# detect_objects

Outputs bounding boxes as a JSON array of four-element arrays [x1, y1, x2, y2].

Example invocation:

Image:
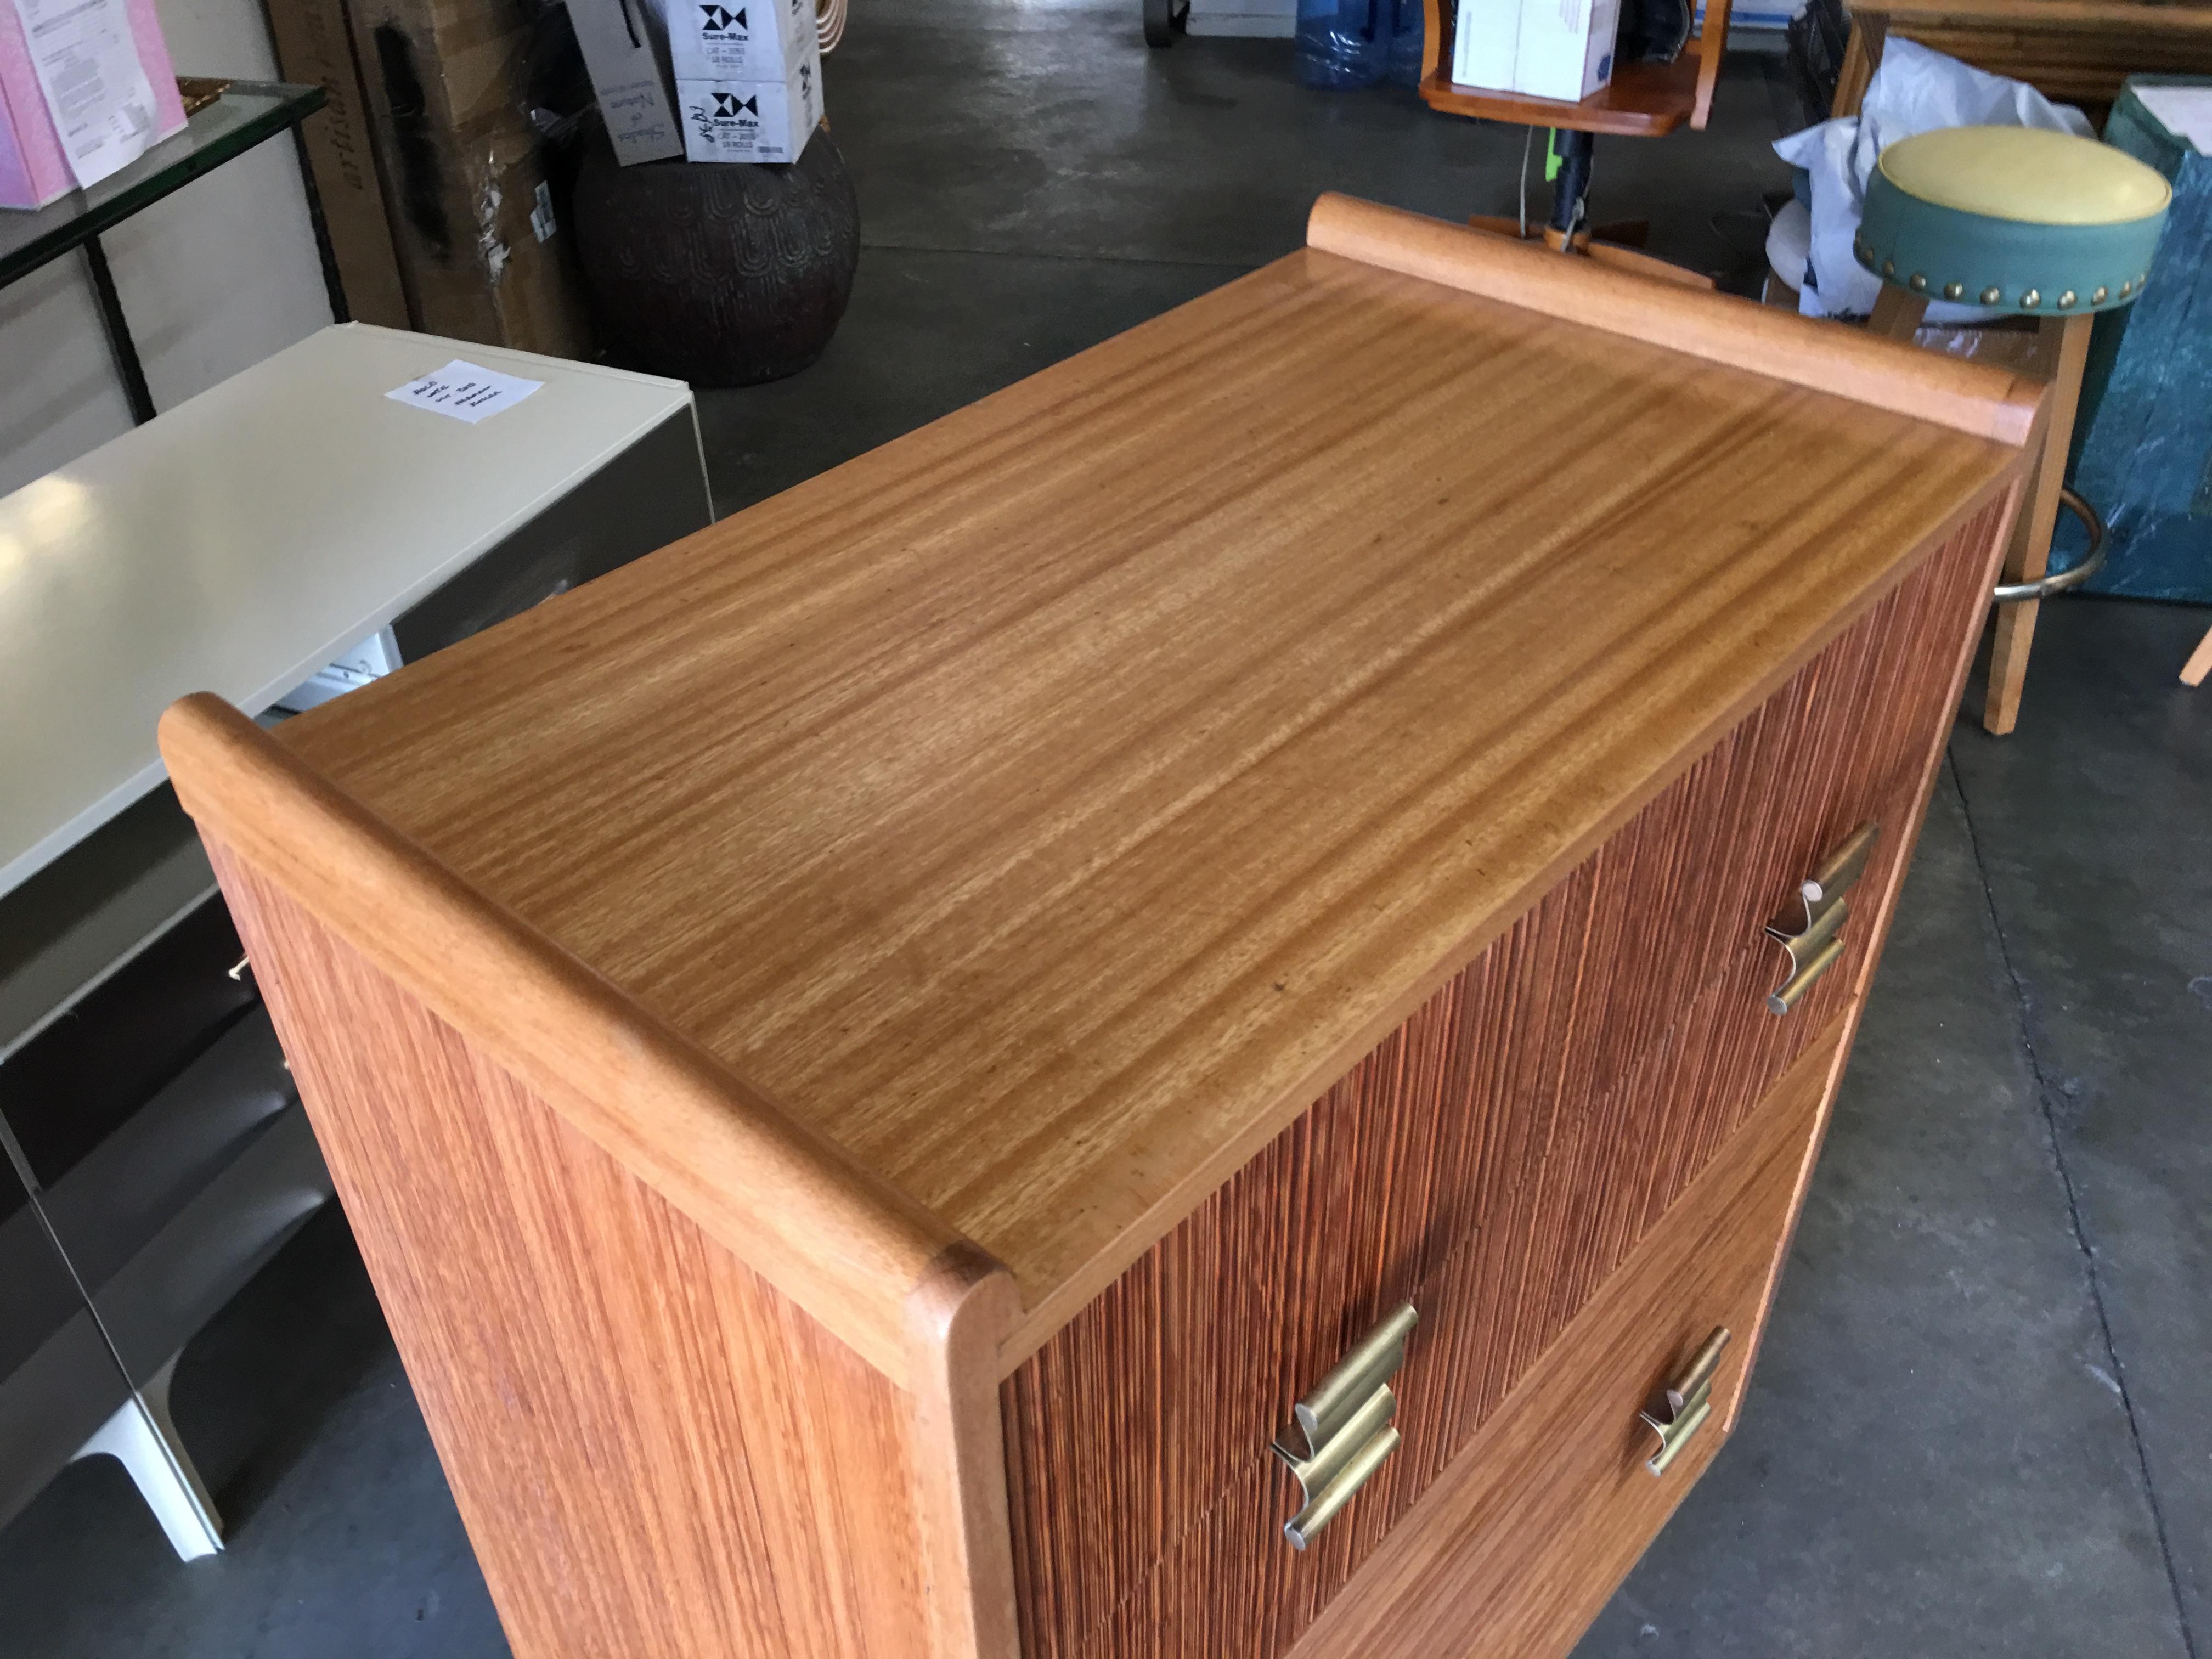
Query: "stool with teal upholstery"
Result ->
[[1854, 125, 2171, 734]]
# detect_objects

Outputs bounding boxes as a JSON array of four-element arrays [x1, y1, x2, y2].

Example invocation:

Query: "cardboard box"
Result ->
[[667, 0, 814, 83], [1451, 0, 1516, 89], [1516, 0, 1618, 101], [678, 45, 819, 163], [343, 0, 594, 357], [568, 0, 683, 166], [263, 0, 412, 325], [1, 0, 186, 210], [1451, 0, 1617, 101]]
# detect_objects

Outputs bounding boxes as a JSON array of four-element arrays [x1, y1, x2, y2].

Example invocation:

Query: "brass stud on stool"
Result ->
[[2092, 286, 2109, 304], [1980, 285, 2002, 304], [2058, 290, 2078, 309], [1943, 281, 1964, 300], [2021, 289, 2041, 308], [1909, 273, 1928, 292]]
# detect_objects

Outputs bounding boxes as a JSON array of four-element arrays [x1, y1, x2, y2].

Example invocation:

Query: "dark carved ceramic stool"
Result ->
[[569, 127, 861, 387]]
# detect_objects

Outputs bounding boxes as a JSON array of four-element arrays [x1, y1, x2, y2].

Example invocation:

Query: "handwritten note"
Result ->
[[385, 360, 544, 425]]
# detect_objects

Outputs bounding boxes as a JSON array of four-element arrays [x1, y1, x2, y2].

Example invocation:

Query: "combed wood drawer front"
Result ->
[[999, 503, 2002, 1659], [1008, 1012, 1842, 1659], [1289, 1019, 1843, 1659]]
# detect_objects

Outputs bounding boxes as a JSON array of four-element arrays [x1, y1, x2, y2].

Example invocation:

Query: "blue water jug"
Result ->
[[1385, 0, 1425, 86], [1295, 0, 1385, 89]]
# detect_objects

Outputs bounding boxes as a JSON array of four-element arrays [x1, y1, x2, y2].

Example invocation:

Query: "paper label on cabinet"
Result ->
[[385, 360, 545, 424], [10, 0, 162, 189]]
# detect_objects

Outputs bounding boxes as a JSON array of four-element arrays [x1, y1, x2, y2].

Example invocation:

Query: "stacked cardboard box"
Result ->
[[1453, 0, 1621, 103], [564, 0, 827, 168], [264, 0, 824, 354], [667, 0, 821, 163], [265, 0, 593, 356], [566, 0, 684, 166]]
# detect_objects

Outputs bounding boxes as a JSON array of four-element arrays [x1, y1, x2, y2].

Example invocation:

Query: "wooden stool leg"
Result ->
[[1985, 313, 2094, 735], [1831, 15, 1886, 118], [2182, 623, 2212, 687], [1867, 286, 1927, 340]]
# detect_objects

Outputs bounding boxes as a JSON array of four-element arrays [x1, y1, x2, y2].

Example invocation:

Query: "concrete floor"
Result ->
[[6, 4, 2207, 1655]]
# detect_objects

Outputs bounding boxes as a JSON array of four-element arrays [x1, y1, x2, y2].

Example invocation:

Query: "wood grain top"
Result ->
[[1848, 0, 2212, 27], [207, 203, 2028, 1364]]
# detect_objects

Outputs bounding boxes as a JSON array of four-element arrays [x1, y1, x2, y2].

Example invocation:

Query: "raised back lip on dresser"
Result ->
[[157, 194, 2039, 1659]]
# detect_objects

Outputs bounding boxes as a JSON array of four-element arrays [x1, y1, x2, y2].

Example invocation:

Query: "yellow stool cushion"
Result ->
[[1879, 126, 2171, 226], [1855, 126, 2172, 314]]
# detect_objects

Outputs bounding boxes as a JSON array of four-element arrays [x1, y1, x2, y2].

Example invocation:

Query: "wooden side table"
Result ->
[[1413, 0, 1730, 281], [1835, 0, 2212, 128]]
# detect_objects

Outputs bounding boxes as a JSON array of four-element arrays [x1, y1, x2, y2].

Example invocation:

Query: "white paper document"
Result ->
[[385, 360, 545, 425], [10, 0, 162, 189], [2135, 84, 2212, 156]]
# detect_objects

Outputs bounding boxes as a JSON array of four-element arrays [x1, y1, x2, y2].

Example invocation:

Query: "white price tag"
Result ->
[[385, 360, 545, 425]]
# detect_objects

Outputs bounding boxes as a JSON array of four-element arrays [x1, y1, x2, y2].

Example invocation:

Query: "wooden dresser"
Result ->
[[159, 196, 2039, 1659]]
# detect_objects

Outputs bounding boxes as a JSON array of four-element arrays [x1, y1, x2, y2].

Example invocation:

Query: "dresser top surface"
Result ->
[[274, 235, 2021, 1331]]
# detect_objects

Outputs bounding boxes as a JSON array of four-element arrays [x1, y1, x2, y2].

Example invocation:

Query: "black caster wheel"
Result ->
[[1143, 0, 1189, 47]]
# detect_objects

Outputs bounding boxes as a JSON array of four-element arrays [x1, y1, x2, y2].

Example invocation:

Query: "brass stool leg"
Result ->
[[1985, 313, 2093, 735]]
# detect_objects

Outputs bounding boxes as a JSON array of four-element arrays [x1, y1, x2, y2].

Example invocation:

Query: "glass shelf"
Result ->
[[1, 81, 326, 290]]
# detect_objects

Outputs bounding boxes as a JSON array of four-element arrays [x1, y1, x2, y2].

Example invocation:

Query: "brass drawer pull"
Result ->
[[1271, 1302, 1418, 1549], [1639, 1327, 1730, 1475], [1764, 821, 1879, 1014]]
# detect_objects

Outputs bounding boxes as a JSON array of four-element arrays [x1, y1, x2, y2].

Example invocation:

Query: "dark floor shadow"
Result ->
[[168, 1204, 394, 1533]]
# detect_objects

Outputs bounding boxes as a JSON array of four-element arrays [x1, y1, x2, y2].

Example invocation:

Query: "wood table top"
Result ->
[[263, 202, 2032, 1355]]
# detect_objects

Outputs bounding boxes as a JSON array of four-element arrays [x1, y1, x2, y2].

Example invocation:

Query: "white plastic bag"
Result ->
[[1772, 38, 2094, 323]]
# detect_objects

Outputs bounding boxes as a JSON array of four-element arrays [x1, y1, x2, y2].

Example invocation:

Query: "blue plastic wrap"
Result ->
[[2068, 79, 2212, 600], [1294, 0, 1384, 88]]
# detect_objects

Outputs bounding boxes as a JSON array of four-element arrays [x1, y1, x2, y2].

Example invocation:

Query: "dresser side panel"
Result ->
[[210, 848, 933, 1659]]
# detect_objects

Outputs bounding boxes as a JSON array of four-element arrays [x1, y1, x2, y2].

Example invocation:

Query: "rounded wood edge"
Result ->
[[1415, 77, 1688, 136], [159, 692, 966, 1387], [905, 1242, 1025, 1659], [1303, 193, 2043, 448]]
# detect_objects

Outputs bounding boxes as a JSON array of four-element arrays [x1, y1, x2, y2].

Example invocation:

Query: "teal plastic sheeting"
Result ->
[[2069, 78, 2212, 601]]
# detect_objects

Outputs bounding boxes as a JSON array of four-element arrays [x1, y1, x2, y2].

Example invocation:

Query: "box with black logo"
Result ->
[[667, 0, 816, 81], [678, 50, 821, 163]]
